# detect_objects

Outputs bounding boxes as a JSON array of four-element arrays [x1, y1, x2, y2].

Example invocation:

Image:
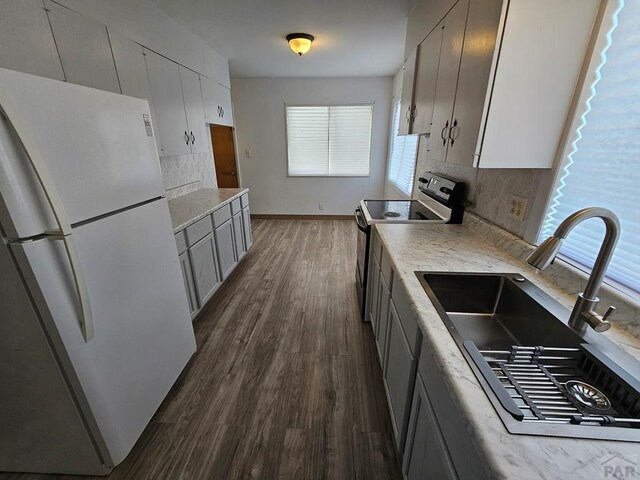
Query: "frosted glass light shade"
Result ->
[[286, 33, 314, 56]]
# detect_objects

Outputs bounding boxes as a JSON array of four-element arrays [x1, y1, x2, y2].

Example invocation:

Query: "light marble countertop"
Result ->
[[375, 223, 640, 480], [167, 188, 248, 233]]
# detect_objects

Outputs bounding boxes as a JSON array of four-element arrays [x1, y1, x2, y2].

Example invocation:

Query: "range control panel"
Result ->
[[417, 171, 465, 207]]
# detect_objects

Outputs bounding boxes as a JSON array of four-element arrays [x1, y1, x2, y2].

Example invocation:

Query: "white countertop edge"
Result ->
[[168, 188, 249, 233]]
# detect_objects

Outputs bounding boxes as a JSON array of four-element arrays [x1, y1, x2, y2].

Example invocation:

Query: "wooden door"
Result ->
[[211, 125, 239, 188]]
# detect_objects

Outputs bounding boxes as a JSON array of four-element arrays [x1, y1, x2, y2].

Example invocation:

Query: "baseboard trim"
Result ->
[[251, 214, 353, 220]]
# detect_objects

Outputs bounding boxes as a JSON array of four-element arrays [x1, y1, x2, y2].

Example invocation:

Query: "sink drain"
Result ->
[[383, 211, 401, 217], [565, 381, 611, 410]]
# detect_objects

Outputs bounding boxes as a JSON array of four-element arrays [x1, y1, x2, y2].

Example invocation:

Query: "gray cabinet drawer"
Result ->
[[212, 204, 232, 227], [392, 280, 422, 357], [384, 301, 418, 452], [230, 198, 242, 215], [380, 249, 394, 288], [240, 192, 249, 208], [185, 215, 213, 246], [174, 230, 187, 254]]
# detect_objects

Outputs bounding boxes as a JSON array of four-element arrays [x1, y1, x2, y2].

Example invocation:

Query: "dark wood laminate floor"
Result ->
[[2, 219, 402, 480]]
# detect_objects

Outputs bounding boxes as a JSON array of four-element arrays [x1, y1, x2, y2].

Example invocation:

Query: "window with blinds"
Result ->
[[386, 101, 419, 195], [286, 105, 373, 176], [540, 0, 639, 294]]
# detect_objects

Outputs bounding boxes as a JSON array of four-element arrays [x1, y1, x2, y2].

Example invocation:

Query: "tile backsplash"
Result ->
[[413, 136, 545, 238], [159, 152, 216, 200]]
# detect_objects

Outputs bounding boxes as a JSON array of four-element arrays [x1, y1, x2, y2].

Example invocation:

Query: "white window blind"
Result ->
[[540, 0, 639, 294], [286, 105, 372, 176], [386, 101, 418, 195]]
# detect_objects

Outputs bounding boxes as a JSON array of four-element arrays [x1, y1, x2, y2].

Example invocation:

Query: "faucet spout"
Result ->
[[527, 207, 621, 334]]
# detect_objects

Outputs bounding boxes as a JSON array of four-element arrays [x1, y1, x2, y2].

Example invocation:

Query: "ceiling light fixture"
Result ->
[[286, 33, 314, 56]]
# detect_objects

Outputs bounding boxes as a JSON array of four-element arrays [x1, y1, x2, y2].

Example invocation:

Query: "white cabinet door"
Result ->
[[241, 206, 252, 250], [189, 232, 221, 305], [44, 0, 119, 93], [0, 0, 64, 80], [403, 375, 458, 480], [411, 25, 444, 135], [215, 220, 237, 280], [201, 76, 234, 127], [232, 213, 246, 260], [179, 66, 209, 154], [144, 48, 191, 156], [178, 251, 199, 318], [398, 48, 417, 136]]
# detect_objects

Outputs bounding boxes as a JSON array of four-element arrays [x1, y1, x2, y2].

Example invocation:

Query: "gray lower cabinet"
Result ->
[[383, 301, 418, 451], [368, 257, 380, 331], [403, 374, 458, 480], [189, 232, 221, 305], [215, 220, 237, 280], [377, 272, 392, 368], [232, 213, 246, 260], [242, 207, 252, 249], [178, 251, 199, 317]]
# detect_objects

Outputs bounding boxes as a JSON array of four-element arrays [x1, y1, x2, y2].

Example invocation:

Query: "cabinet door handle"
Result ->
[[449, 118, 459, 146], [441, 120, 450, 147], [411, 106, 417, 120], [405, 106, 411, 122], [190, 131, 195, 144], [184, 131, 189, 145]]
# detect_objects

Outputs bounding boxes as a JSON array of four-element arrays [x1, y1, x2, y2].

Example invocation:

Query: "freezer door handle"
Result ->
[[0, 98, 94, 341]]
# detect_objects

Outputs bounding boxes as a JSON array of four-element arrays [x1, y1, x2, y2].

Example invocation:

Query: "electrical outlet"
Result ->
[[509, 196, 528, 222], [319, 202, 325, 211], [244, 149, 251, 159]]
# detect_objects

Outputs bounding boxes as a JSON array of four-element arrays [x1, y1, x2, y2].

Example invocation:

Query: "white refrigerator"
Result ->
[[0, 68, 196, 475]]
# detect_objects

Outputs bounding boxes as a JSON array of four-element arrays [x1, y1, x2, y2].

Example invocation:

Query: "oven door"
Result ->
[[354, 206, 370, 319]]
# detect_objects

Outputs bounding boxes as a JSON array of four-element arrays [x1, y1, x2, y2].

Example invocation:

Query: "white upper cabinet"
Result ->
[[200, 77, 233, 127], [144, 48, 191, 157], [203, 46, 230, 88], [109, 29, 149, 100], [0, 0, 64, 80], [144, 49, 209, 157], [44, 0, 119, 93], [404, 0, 599, 169], [404, 0, 457, 61], [398, 48, 418, 136], [179, 66, 209, 154]]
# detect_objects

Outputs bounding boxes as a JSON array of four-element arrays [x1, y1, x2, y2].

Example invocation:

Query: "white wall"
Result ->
[[232, 77, 393, 215]]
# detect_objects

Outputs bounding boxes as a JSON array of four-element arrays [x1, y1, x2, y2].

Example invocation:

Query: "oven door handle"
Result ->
[[354, 207, 369, 232]]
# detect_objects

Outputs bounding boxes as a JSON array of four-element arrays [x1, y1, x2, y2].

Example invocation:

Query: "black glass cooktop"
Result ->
[[363, 200, 442, 221]]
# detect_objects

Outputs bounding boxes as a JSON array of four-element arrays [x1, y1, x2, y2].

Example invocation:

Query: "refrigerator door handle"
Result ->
[[0, 100, 94, 341]]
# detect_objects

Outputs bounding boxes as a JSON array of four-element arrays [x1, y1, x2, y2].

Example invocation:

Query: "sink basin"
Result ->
[[419, 273, 583, 350], [417, 272, 640, 441]]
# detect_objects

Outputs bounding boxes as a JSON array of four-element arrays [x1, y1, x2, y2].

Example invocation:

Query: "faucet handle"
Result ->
[[582, 307, 614, 333], [602, 306, 616, 322]]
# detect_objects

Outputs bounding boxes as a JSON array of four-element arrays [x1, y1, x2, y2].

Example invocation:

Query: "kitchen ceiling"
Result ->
[[150, 0, 414, 78]]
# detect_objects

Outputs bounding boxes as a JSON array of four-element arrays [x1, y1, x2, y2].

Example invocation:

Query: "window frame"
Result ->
[[284, 103, 374, 178]]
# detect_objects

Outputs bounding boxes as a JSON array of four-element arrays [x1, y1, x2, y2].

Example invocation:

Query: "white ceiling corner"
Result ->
[[149, 0, 414, 78]]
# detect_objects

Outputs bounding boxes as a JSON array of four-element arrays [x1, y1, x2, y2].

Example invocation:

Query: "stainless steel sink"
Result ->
[[417, 272, 640, 441]]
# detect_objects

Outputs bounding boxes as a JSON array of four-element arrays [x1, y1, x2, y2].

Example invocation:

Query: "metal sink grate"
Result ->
[[464, 342, 640, 428]]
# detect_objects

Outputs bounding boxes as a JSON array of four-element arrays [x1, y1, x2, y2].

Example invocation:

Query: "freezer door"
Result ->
[[0, 67, 165, 238], [11, 199, 196, 466]]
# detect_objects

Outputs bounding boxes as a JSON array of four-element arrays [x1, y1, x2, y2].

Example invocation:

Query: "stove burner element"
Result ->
[[565, 381, 611, 410], [383, 211, 401, 218]]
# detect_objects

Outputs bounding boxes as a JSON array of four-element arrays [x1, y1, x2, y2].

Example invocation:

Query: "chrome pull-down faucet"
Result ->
[[527, 207, 621, 334]]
